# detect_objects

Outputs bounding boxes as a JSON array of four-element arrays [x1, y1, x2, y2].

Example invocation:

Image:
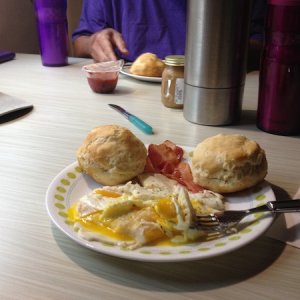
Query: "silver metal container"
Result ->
[[183, 0, 252, 125]]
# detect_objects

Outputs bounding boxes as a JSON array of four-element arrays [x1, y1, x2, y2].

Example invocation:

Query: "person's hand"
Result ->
[[89, 28, 129, 62]]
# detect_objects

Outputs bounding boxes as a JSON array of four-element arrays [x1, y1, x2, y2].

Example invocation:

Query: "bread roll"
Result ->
[[130, 53, 165, 77], [191, 134, 268, 193], [77, 125, 147, 185]]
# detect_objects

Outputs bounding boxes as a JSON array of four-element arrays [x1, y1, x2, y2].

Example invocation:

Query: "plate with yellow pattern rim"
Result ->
[[45, 147, 275, 262], [120, 64, 162, 82]]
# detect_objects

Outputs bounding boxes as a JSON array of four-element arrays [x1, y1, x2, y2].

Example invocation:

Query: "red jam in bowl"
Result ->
[[83, 60, 123, 94], [87, 72, 118, 93]]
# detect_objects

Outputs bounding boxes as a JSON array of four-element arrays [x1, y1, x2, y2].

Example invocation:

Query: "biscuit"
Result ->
[[130, 53, 165, 77], [191, 134, 268, 193], [77, 125, 147, 185]]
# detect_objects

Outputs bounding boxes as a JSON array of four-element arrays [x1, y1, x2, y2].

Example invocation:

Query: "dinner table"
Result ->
[[0, 53, 300, 300]]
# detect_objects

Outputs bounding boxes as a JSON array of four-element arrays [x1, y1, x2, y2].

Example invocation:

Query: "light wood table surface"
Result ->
[[1, 54, 299, 300]]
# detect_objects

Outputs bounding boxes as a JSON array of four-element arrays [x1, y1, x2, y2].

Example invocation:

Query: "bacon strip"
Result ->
[[144, 140, 203, 193]]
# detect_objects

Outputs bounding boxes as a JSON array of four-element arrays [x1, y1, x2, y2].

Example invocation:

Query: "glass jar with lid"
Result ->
[[161, 55, 185, 108]]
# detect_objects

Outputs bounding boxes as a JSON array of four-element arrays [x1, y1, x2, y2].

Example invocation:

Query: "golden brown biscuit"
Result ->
[[77, 125, 147, 185], [191, 134, 268, 193], [130, 53, 165, 77]]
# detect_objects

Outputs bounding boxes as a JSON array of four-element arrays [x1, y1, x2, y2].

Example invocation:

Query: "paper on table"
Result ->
[[266, 187, 300, 248], [0, 93, 33, 117]]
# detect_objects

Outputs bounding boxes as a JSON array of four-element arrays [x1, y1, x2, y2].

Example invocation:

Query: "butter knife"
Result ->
[[108, 104, 153, 134]]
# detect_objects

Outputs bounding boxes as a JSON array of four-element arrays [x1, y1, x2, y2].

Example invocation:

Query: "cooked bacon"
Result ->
[[144, 156, 156, 173], [144, 141, 203, 193], [171, 162, 203, 193], [163, 140, 184, 160]]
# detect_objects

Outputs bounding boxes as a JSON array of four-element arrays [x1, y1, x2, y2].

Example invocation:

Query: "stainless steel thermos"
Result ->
[[183, 0, 252, 125]]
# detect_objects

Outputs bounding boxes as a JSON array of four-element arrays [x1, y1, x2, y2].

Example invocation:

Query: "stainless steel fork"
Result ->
[[194, 199, 300, 233]]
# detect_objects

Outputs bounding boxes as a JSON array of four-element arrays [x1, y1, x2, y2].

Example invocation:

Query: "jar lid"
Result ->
[[164, 55, 185, 66], [268, 0, 300, 6]]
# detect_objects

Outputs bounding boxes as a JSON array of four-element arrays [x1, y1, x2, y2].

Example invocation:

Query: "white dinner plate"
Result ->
[[46, 146, 275, 262], [120, 64, 162, 82]]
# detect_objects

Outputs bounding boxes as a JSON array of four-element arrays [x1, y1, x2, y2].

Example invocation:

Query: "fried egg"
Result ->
[[68, 174, 225, 249]]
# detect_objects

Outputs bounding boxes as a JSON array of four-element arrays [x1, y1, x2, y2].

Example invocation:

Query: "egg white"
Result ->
[[68, 174, 225, 249]]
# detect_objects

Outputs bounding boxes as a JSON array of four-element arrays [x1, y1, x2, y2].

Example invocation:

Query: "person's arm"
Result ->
[[73, 36, 92, 58], [72, 1, 128, 62], [73, 28, 129, 62]]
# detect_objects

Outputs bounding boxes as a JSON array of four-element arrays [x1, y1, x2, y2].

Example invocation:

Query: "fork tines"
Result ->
[[192, 214, 222, 232], [196, 214, 220, 227]]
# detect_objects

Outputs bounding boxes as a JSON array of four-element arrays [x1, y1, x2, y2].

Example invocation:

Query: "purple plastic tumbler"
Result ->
[[33, 0, 68, 66], [257, 0, 300, 135]]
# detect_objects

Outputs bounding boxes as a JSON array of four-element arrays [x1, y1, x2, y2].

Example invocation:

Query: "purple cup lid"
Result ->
[[268, 0, 300, 6]]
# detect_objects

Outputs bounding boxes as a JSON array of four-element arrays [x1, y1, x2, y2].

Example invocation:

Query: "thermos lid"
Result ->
[[164, 55, 185, 66], [268, 0, 300, 6]]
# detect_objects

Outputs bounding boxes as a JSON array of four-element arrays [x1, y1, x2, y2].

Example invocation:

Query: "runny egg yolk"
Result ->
[[67, 204, 133, 241], [67, 190, 212, 247], [155, 198, 177, 221], [95, 189, 121, 198], [67, 203, 79, 223], [143, 226, 166, 243]]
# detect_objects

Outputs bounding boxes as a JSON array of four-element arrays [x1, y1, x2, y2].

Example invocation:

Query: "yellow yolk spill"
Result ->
[[67, 192, 212, 247], [67, 204, 133, 242], [67, 203, 78, 222], [155, 198, 177, 220], [95, 189, 121, 198], [156, 239, 176, 246], [143, 222, 165, 242]]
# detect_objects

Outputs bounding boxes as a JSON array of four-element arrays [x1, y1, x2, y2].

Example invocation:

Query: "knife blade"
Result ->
[[108, 104, 153, 134]]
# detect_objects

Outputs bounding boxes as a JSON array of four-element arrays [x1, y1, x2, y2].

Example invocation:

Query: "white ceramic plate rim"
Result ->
[[46, 147, 275, 262], [120, 64, 162, 82]]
